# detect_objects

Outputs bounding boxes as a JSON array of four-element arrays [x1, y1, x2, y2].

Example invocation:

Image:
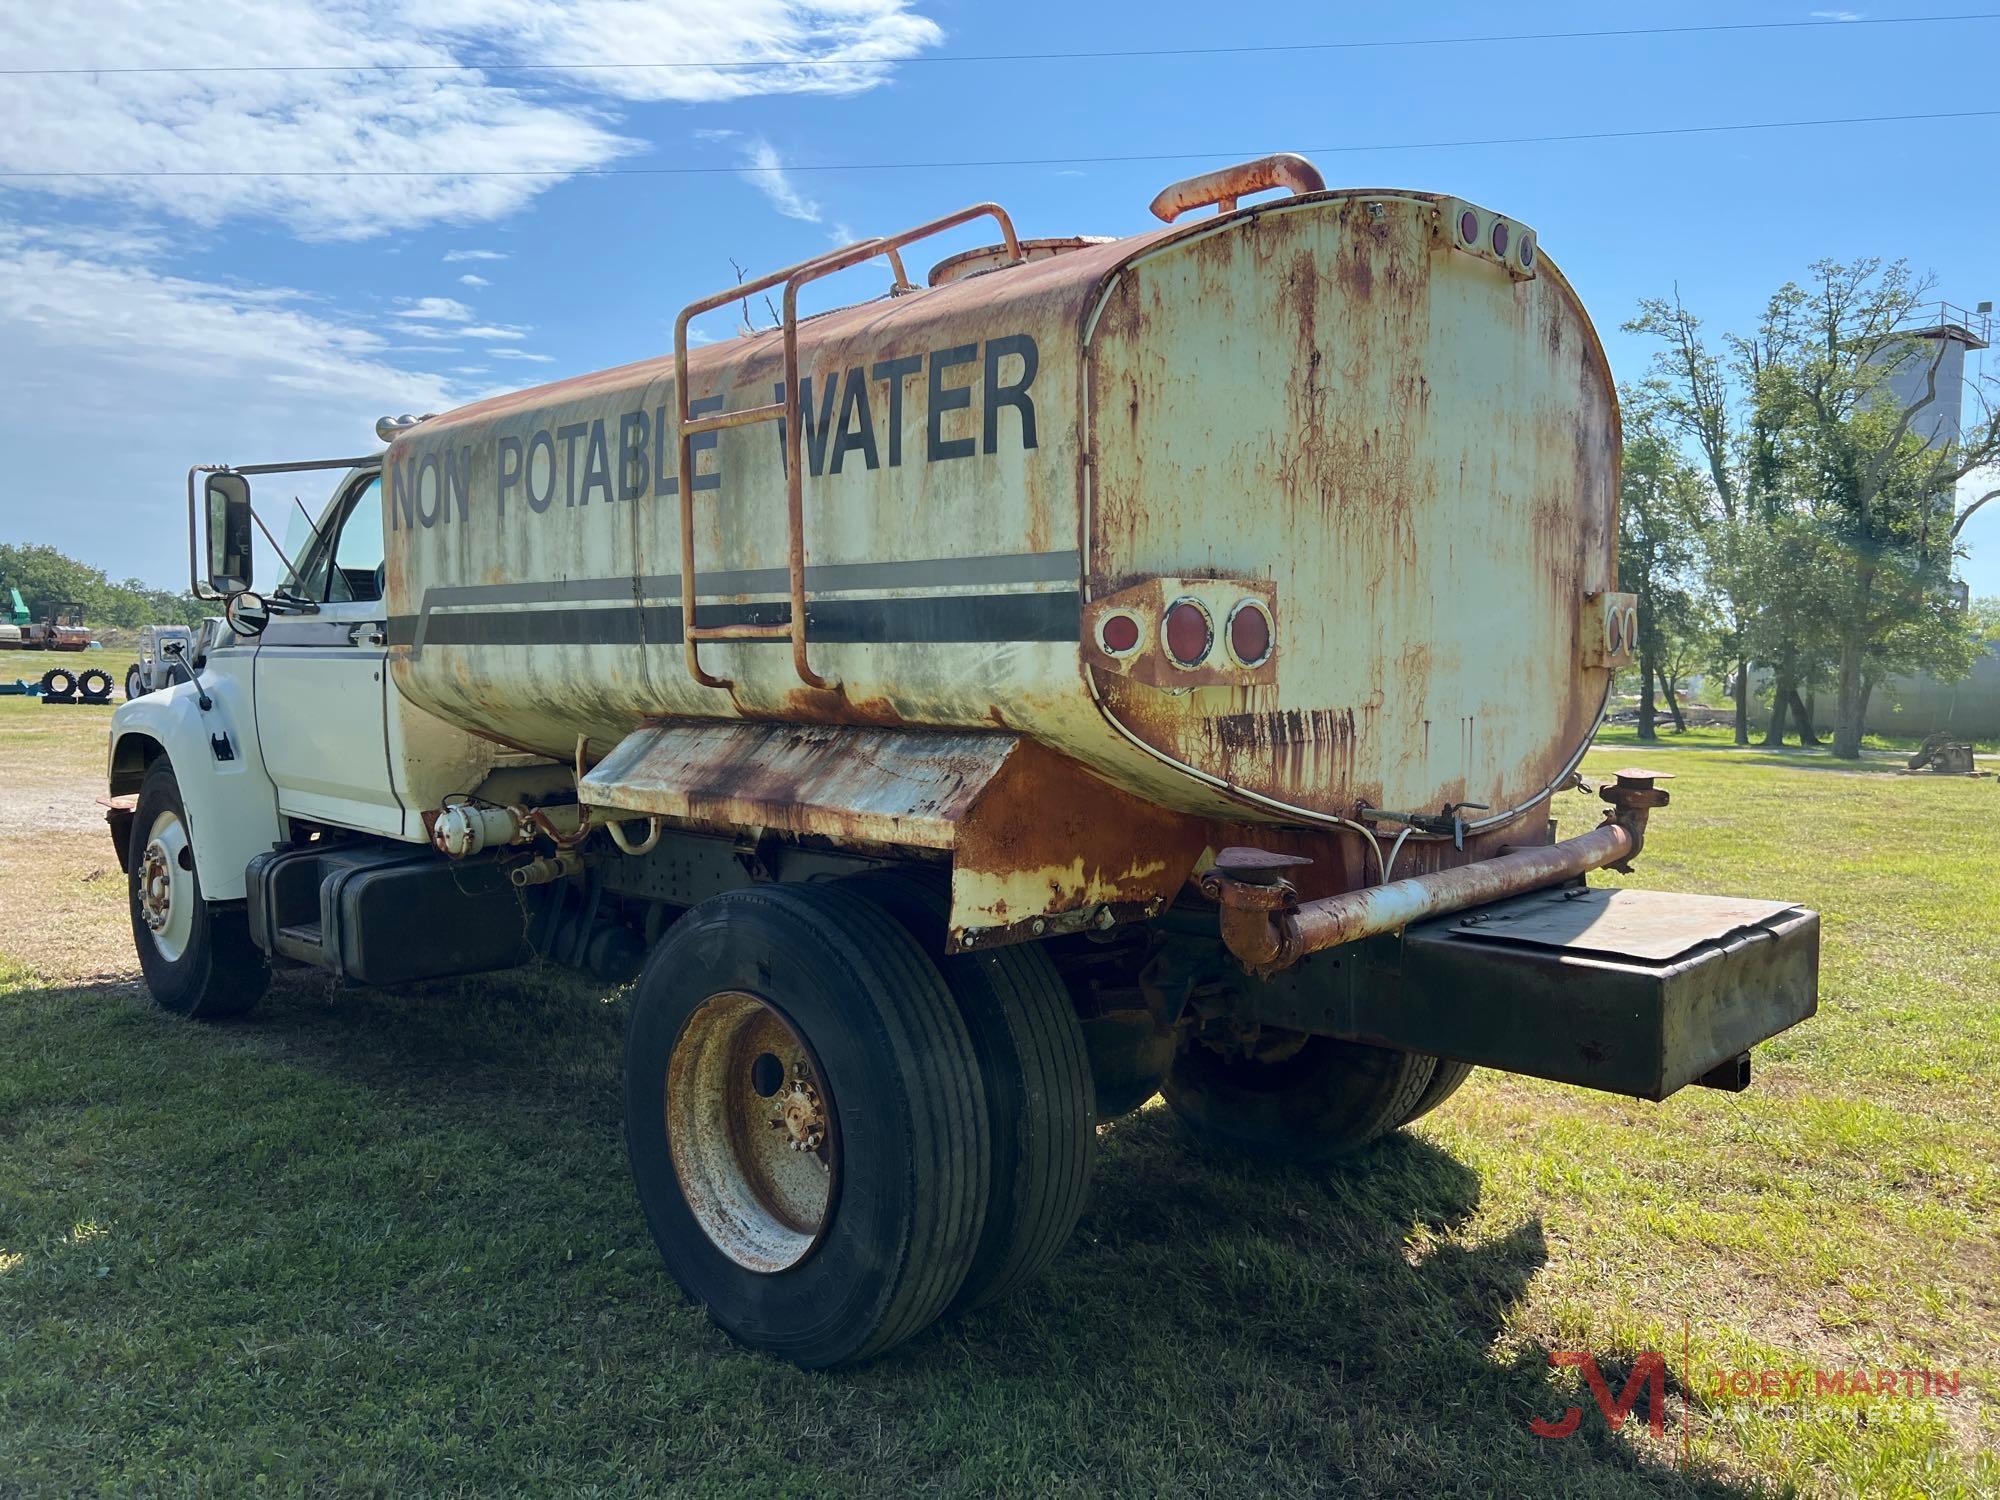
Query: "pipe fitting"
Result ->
[[511, 850, 588, 888], [1207, 770, 1674, 974]]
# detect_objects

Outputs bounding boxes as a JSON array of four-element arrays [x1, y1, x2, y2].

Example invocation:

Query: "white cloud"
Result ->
[[394, 296, 473, 321], [0, 3, 635, 240], [457, 273, 491, 287], [0, 223, 458, 407], [443, 249, 510, 263], [0, 2, 940, 240], [0, 221, 470, 581], [739, 137, 821, 223], [418, 0, 942, 103], [462, 324, 529, 341], [489, 349, 555, 362], [1810, 10, 1861, 19]]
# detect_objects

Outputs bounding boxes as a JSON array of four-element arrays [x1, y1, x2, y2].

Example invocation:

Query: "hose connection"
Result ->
[[1204, 769, 1674, 975]]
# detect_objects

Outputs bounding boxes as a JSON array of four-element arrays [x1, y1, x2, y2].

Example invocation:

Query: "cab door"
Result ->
[[253, 473, 406, 835]]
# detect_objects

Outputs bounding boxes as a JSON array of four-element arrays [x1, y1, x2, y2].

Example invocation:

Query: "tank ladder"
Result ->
[[671, 203, 1023, 691]]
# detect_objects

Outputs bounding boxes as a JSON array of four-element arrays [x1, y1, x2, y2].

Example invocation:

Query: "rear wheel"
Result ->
[[128, 759, 268, 1018], [841, 867, 1095, 1315], [624, 883, 989, 1366], [1163, 1029, 1436, 1162], [1400, 1058, 1474, 1126]]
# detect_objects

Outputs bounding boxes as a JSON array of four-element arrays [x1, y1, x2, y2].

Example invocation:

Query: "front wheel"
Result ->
[[125, 664, 145, 700], [624, 884, 989, 1367], [1163, 1030, 1438, 1162], [128, 759, 268, 1018]]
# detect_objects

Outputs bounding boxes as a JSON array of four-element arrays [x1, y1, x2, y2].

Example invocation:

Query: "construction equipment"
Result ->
[[107, 154, 1821, 1367], [1904, 732, 1987, 776], [124, 623, 199, 700], [2, 598, 95, 653]]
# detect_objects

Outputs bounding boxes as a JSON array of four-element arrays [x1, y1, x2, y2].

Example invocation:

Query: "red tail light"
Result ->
[[1227, 600, 1273, 667], [1163, 599, 1213, 668], [1098, 611, 1141, 655]]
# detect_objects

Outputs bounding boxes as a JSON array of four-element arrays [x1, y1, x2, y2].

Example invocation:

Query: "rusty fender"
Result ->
[[1202, 770, 1672, 973]]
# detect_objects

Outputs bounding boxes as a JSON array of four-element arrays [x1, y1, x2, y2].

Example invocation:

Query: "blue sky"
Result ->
[[2, 1, 1996, 596]]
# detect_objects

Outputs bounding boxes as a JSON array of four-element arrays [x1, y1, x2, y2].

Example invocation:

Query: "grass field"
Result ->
[[0, 698, 1995, 1496]]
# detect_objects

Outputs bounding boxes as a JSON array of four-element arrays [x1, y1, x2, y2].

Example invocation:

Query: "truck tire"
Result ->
[[128, 759, 268, 1019], [125, 664, 145, 700], [1400, 1059, 1474, 1126], [624, 883, 989, 1367], [77, 667, 113, 702], [840, 867, 1095, 1316], [1163, 1032, 1436, 1162], [40, 667, 75, 699]]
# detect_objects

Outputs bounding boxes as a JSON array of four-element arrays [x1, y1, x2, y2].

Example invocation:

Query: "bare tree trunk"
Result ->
[[1788, 687, 1821, 747], [1762, 669, 1793, 747], [1733, 654, 1750, 745], [1832, 636, 1866, 759], [1636, 643, 1658, 743], [1657, 664, 1687, 732]]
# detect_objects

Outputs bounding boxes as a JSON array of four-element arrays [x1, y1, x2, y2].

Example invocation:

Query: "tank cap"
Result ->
[[928, 236, 1112, 287]]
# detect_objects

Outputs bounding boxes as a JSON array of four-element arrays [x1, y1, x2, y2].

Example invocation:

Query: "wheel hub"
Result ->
[[140, 842, 174, 933], [136, 808, 195, 963], [775, 1076, 827, 1152], [666, 991, 838, 1273]]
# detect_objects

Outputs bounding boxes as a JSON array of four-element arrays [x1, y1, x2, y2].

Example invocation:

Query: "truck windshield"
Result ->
[[276, 472, 381, 603]]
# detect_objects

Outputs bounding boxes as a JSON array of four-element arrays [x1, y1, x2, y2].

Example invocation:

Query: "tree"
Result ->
[[1625, 293, 1768, 744], [1616, 416, 1711, 741], [1752, 260, 2000, 756], [1631, 264, 1997, 759], [0, 542, 210, 630]]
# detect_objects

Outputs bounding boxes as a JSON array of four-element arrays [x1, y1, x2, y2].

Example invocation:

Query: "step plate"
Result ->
[[1245, 884, 1821, 1102]]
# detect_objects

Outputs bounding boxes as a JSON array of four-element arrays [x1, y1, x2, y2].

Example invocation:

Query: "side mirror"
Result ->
[[223, 590, 270, 638], [204, 472, 254, 596]]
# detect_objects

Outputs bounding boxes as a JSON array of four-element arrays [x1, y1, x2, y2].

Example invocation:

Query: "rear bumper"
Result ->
[[1238, 885, 1820, 1101]]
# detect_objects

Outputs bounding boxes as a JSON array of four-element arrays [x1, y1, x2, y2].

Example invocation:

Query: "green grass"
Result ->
[[1, 724, 1995, 1495]]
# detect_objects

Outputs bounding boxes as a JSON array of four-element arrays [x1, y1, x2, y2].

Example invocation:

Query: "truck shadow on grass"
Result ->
[[0, 970, 1756, 1496]]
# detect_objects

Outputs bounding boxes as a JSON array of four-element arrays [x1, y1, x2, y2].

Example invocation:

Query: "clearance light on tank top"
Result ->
[[1226, 599, 1273, 669], [1163, 598, 1214, 669], [1443, 197, 1538, 282]]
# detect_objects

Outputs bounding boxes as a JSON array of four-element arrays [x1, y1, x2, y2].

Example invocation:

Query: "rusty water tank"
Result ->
[[383, 164, 1620, 839]]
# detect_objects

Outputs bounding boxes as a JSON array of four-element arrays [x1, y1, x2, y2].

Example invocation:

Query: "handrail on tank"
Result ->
[[671, 202, 1024, 692], [1148, 153, 1327, 223]]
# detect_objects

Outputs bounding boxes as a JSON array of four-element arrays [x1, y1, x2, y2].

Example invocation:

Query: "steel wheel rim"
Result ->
[[666, 990, 838, 1273], [139, 808, 194, 963]]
